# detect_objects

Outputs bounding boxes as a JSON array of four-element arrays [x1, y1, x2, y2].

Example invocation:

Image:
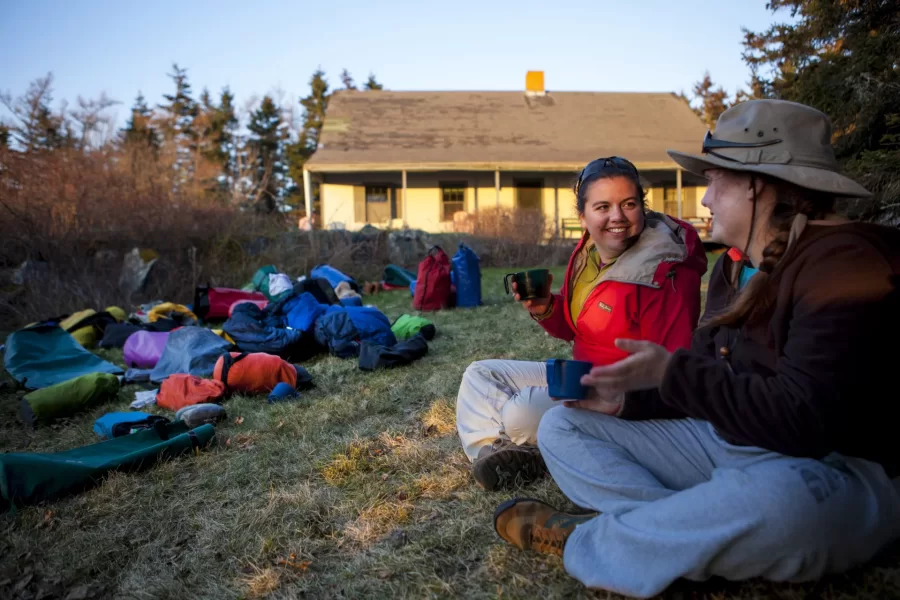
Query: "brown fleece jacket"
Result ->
[[619, 223, 900, 477]]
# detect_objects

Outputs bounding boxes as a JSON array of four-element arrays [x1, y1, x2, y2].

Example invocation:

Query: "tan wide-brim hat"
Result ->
[[668, 99, 871, 198]]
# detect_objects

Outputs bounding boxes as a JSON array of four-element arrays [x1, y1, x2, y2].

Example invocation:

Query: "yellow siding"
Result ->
[[695, 187, 710, 217], [320, 183, 355, 230]]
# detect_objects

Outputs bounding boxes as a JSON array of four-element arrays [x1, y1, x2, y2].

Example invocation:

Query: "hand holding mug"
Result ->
[[512, 273, 554, 315]]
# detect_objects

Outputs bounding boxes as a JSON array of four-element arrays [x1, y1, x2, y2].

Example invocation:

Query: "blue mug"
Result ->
[[546, 359, 593, 399]]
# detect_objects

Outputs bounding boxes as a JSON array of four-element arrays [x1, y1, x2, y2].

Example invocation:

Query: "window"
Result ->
[[663, 186, 680, 217], [515, 179, 543, 212], [441, 184, 465, 222], [364, 185, 391, 222]]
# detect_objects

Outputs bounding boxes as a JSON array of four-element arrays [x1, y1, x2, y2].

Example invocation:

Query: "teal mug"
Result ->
[[504, 268, 550, 301]]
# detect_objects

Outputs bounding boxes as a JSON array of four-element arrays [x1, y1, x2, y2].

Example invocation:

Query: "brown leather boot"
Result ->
[[493, 498, 596, 557], [472, 438, 547, 491]]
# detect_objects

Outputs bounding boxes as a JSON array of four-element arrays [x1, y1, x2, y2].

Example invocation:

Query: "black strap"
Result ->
[[153, 418, 170, 440], [218, 352, 248, 387], [187, 430, 200, 451], [65, 311, 115, 334]]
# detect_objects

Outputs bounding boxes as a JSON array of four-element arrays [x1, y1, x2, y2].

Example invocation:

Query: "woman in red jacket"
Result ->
[[456, 156, 707, 490]]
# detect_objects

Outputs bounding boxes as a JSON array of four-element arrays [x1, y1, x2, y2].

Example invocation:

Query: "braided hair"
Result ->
[[707, 175, 834, 328]]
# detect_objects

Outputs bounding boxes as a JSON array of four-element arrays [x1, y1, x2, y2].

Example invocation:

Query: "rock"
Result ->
[[388, 229, 432, 268], [118, 248, 158, 298], [11, 260, 49, 285]]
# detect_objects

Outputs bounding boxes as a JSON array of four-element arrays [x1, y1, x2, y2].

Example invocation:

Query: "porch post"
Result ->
[[495, 169, 500, 208], [554, 178, 559, 238], [402, 169, 408, 227], [676, 167, 683, 219], [303, 168, 312, 221]]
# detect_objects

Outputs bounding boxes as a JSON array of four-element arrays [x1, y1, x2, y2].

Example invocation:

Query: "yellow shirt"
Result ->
[[570, 244, 615, 324]]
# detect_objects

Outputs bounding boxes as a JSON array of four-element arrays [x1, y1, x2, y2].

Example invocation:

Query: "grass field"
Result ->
[[2, 259, 899, 599]]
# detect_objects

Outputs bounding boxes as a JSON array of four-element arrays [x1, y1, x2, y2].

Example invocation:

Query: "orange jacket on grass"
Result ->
[[157, 375, 226, 411], [535, 212, 707, 366]]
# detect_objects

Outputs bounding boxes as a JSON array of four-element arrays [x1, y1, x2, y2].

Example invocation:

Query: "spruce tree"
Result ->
[[742, 0, 900, 215], [122, 92, 158, 149], [364, 73, 384, 90], [247, 95, 288, 213]]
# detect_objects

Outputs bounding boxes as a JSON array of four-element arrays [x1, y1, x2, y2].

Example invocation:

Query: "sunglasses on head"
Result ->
[[576, 156, 639, 195]]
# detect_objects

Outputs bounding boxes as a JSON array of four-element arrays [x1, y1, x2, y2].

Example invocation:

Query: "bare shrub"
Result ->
[[0, 148, 572, 331]]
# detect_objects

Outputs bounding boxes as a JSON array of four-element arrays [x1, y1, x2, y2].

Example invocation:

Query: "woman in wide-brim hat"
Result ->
[[491, 99, 900, 598]]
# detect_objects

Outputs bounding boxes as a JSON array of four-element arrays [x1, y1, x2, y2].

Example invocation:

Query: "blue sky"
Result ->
[[1, 0, 786, 129]]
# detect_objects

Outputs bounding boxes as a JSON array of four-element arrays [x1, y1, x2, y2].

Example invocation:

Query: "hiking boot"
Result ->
[[493, 498, 596, 557], [472, 438, 547, 491]]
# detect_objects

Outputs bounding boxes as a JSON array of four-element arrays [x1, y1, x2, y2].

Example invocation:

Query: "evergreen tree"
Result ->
[[340, 69, 357, 90], [158, 63, 198, 184], [0, 124, 8, 149], [286, 69, 330, 213], [122, 92, 158, 149], [364, 73, 384, 91], [159, 63, 197, 140], [247, 95, 288, 213], [299, 68, 329, 158], [691, 72, 731, 129], [197, 87, 237, 173], [742, 0, 900, 215]]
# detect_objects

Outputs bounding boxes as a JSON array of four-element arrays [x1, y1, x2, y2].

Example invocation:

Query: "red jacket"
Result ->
[[536, 213, 707, 366]]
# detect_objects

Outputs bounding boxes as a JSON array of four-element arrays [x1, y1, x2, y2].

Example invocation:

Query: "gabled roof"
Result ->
[[305, 90, 707, 172]]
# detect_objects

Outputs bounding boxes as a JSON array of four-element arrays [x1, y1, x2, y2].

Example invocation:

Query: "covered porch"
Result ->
[[303, 162, 710, 239]]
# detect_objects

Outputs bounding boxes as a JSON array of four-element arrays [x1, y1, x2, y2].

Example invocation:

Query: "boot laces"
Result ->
[[532, 525, 566, 556]]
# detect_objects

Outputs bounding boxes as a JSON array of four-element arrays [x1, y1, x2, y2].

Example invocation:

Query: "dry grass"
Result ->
[[2, 261, 900, 599]]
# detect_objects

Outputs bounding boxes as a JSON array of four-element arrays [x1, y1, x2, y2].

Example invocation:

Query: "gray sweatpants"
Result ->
[[456, 360, 556, 462], [537, 406, 900, 599]]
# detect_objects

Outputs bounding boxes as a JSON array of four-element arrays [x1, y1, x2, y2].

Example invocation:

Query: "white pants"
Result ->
[[456, 360, 556, 462]]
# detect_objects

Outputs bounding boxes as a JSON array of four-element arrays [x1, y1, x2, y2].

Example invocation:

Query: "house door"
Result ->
[[515, 179, 543, 212], [365, 186, 391, 222]]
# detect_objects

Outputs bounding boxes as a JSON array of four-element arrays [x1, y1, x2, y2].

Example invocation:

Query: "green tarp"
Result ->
[[383, 264, 417, 287], [3, 324, 123, 390], [0, 422, 215, 512]]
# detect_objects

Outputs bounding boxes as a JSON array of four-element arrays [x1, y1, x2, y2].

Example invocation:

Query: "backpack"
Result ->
[[451, 243, 482, 308], [212, 352, 313, 394], [93, 412, 171, 440], [193, 285, 268, 321], [412, 246, 452, 311]]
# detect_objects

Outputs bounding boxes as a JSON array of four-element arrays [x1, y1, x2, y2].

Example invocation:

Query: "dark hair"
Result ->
[[574, 158, 647, 214], [707, 175, 835, 328]]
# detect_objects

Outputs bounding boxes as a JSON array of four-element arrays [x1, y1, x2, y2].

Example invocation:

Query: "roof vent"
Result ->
[[525, 71, 545, 96]]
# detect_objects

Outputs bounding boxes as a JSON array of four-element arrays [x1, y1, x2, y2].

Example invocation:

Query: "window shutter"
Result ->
[[354, 186, 366, 223]]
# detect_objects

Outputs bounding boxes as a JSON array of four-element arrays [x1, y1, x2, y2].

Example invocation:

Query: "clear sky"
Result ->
[[1, 0, 786, 129]]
